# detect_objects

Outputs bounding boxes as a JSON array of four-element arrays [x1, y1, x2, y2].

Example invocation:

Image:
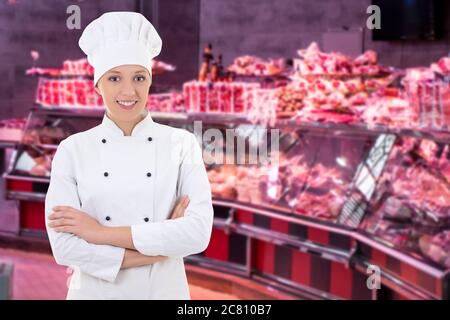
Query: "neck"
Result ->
[[106, 111, 147, 136]]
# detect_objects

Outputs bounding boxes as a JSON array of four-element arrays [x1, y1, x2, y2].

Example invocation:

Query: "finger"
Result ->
[[180, 197, 190, 211], [48, 212, 62, 220], [48, 211, 75, 220], [178, 206, 188, 218], [48, 218, 75, 228], [176, 199, 189, 217], [171, 205, 183, 219], [54, 226, 74, 233], [174, 196, 189, 218], [178, 195, 188, 206], [52, 206, 74, 212], [171, 196, 187, 218], [170, 202, 182, 219]]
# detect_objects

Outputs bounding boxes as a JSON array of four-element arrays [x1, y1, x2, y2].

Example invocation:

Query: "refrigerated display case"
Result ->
[[4, 105, 449, 300]]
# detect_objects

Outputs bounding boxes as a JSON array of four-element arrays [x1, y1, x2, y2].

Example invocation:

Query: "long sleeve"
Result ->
[[45, 138, 125, 283], [131, 132, 214, 257]]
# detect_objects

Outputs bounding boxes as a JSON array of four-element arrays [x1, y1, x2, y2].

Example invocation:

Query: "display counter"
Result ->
[[4, 105, 449, 300]]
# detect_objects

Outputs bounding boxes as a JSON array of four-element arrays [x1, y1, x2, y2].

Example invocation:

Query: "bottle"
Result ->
[[211, 55, 222, 82], [204, 43, 213, 61], [199, 57, 209, 81], [198, 43, 214, 81], [217, 54, 224, 80], [210, 62, 218, 81]]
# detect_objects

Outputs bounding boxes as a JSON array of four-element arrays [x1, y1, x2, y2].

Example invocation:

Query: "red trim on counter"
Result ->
[[7, 179, 33, 192], [253, 239, 275, 275], [20, 201, 45, 230], [330, 261, 352, 299], [291, 250, 311, 286], [204, 228, 229, 261], [308, 228, 329, 246], [235, 209, 253, 225], [270, 218, 289, 234]]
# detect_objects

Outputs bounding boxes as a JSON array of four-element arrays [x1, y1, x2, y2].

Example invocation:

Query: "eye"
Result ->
[[135, 75, 146, 82], [108, 76, 120, 82]]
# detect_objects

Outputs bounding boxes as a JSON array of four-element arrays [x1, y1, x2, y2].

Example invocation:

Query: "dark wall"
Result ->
[[150, 0, 200, 92]]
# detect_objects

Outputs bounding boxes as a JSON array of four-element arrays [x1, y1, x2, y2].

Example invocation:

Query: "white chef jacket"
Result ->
[[44, 110, 214, 299]]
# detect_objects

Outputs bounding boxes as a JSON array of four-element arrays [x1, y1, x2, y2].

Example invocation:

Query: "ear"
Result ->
[[94, 85, 101, 96]]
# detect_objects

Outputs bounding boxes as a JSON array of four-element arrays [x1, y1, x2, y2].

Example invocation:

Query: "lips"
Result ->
[[116, 99, 138, 109]]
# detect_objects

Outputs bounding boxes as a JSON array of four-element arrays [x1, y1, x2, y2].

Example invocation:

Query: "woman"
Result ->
[[44, 11, 214, 300]]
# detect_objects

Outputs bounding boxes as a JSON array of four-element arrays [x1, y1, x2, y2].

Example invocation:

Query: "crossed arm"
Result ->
[[45, 133, 213, 282], [47, 196, 190, 269]]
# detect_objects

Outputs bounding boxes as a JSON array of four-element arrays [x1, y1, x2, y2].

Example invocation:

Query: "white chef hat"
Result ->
[[78, 11, 162, 86]]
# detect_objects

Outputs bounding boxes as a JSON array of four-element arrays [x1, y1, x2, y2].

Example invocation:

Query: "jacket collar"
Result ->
[[100, 109, 154, 138]]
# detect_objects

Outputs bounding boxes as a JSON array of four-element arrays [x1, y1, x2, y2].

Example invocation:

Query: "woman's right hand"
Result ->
[[170, 195, 190, 220]]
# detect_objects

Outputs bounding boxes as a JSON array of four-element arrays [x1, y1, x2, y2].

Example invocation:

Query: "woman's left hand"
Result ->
[[48, 206, 105, 245]]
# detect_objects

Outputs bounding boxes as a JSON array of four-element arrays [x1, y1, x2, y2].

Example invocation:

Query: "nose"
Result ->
[[119, 79, 138, 98]]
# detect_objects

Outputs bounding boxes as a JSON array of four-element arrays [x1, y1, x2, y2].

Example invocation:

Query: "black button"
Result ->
[[146, 172, 152, 177], [102, 139, 106, 143], [105, 216, 111, 221], [148, 137, 153, 142], [104, 172, 109, 177], [144, 217, 149, 222]]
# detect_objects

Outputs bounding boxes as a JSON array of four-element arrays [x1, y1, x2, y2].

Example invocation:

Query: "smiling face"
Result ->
[[95, 64, 151, 123]]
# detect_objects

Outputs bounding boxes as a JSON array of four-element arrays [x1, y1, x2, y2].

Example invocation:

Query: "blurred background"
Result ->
[[0, 0, 449, 300]]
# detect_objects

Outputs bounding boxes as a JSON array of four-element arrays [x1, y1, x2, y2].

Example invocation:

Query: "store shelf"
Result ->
[[26, 104, 450, 145], [213, 198, 354, 234], [233, 223, 352, 264]]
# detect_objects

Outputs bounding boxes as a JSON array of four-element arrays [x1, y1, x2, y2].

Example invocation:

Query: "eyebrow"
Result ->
[[108, 69, 148, 74]]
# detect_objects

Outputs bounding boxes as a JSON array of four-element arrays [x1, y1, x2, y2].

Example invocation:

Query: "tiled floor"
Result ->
[[0, 247, 239, 300]]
